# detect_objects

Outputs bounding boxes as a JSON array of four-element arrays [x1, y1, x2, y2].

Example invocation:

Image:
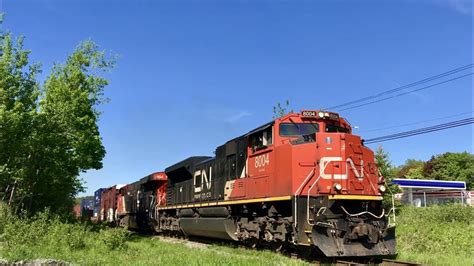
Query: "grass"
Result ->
[[0, 205, 306, 265], [395, 205, 473, 266], [0, 233, 307, 265], [0, 204, 472, 265]]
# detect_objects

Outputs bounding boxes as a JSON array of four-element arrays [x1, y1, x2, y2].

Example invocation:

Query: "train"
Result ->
[[89, 110, 396, 257]]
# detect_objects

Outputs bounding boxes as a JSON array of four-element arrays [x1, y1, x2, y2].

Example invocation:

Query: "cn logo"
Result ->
[[319, 157, 347, 180], [194, 167, 212, 193], [319, 157, 364, 179]]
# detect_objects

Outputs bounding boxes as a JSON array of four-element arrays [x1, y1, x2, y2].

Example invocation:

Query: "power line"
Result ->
[[364, 118, 473, 144], [339, 73, 473, 111], [366, 118, 473, 143], [328, 64, 473, 110], [325, 64, 473, 110], [357, 111, 474, 133], [364, 118, 474, 144]]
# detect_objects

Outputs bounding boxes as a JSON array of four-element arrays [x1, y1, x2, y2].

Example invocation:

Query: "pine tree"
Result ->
[[374, 145, 401, 210]]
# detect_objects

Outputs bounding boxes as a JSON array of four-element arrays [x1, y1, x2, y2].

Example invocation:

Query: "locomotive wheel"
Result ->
[[246, 238, 260, 249], [270, 240, 284, 252], [297, 245, 314, 259]]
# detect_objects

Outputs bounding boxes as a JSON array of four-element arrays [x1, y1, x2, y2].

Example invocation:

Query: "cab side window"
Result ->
[[250, 127, 273, 152]]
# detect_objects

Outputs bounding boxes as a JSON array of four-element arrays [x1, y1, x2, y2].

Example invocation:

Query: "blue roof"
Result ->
[[391, 178, 466, 190]]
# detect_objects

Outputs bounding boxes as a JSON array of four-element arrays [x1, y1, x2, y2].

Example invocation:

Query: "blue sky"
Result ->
[[1, 0, 472, 195]]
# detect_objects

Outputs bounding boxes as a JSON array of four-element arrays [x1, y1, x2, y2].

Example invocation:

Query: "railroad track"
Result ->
[[150, 234, 421, 266], [379, 259, 421, 266], [331, 259, 421, 266]]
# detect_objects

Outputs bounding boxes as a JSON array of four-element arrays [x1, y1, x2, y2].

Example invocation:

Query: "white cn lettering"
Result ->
[[319, 157, 364, 179], [202, 167, 212, 191], [347, 158, 364, 178], [194, 167, 213, 194], [319, 157, 347, 179], [194, 170, 202, 193]]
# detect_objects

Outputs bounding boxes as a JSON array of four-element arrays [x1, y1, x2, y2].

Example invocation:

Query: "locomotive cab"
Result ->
[[272, 110, 395, 257]]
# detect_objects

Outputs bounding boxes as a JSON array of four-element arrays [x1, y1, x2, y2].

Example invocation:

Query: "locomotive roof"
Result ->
[[165, 156, 212, 174], [198, 157, 215, 164], [244, 121, 274, 137], [222, 110, 345, 146], [139, 172, 167, 184]]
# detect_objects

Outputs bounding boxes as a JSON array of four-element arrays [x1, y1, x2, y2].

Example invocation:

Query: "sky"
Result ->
[[1, 0, 472, 195]]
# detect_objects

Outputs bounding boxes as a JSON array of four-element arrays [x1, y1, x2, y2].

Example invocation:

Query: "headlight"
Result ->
[[334, 183, 342, 191], [379, 185, 386, 193], [318, 111, 325, 118]]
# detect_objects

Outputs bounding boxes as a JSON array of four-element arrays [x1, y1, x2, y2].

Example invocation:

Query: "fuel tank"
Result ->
[[179, 217, 238, 241]]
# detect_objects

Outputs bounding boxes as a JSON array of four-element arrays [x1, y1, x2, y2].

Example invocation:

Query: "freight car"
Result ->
[[92, 188, 104, 221], [73, 198, 94, 219], [92, 110, 396, 258]]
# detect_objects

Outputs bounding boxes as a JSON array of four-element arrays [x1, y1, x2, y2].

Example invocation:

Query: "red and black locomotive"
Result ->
[[93, 110, 396, 257]]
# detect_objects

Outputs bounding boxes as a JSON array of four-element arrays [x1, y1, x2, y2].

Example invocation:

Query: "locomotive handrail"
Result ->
[[293, 168, 315, 228], [306, 158, 375, 226], [385, 180, 397, 227], [294, 169, 316, 198], [306, 163, 329, 225], [306, 160, 332, 226], [340, 205, 385, 219], [385, 203, 396, 227], [376, 169, 397, 226]]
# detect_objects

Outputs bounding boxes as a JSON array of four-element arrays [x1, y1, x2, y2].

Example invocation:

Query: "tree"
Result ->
[[0, 20, 41, 209], [374, 145, 401, 209], [0, 17, 115, 215], [24, 41, 114, 214], [397, 159, 425, 179], [375, 145, 394, 180], [423, 152, 474, 189], [272, 100, 292, 119]]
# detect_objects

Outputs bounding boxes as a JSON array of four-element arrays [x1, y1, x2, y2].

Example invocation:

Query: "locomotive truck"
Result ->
[[94, 110, 396, 257]]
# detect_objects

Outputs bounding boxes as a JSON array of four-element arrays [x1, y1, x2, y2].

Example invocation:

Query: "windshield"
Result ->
[[279, 123, 319, 136], [326, 124, 349, 133]]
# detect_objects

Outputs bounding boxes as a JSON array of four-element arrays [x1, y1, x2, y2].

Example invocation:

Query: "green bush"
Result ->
[[98, 227, 130, 250], [0, 209, 131, 261], [0, 202, 13, 235], [46, 220, 87, 250]]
